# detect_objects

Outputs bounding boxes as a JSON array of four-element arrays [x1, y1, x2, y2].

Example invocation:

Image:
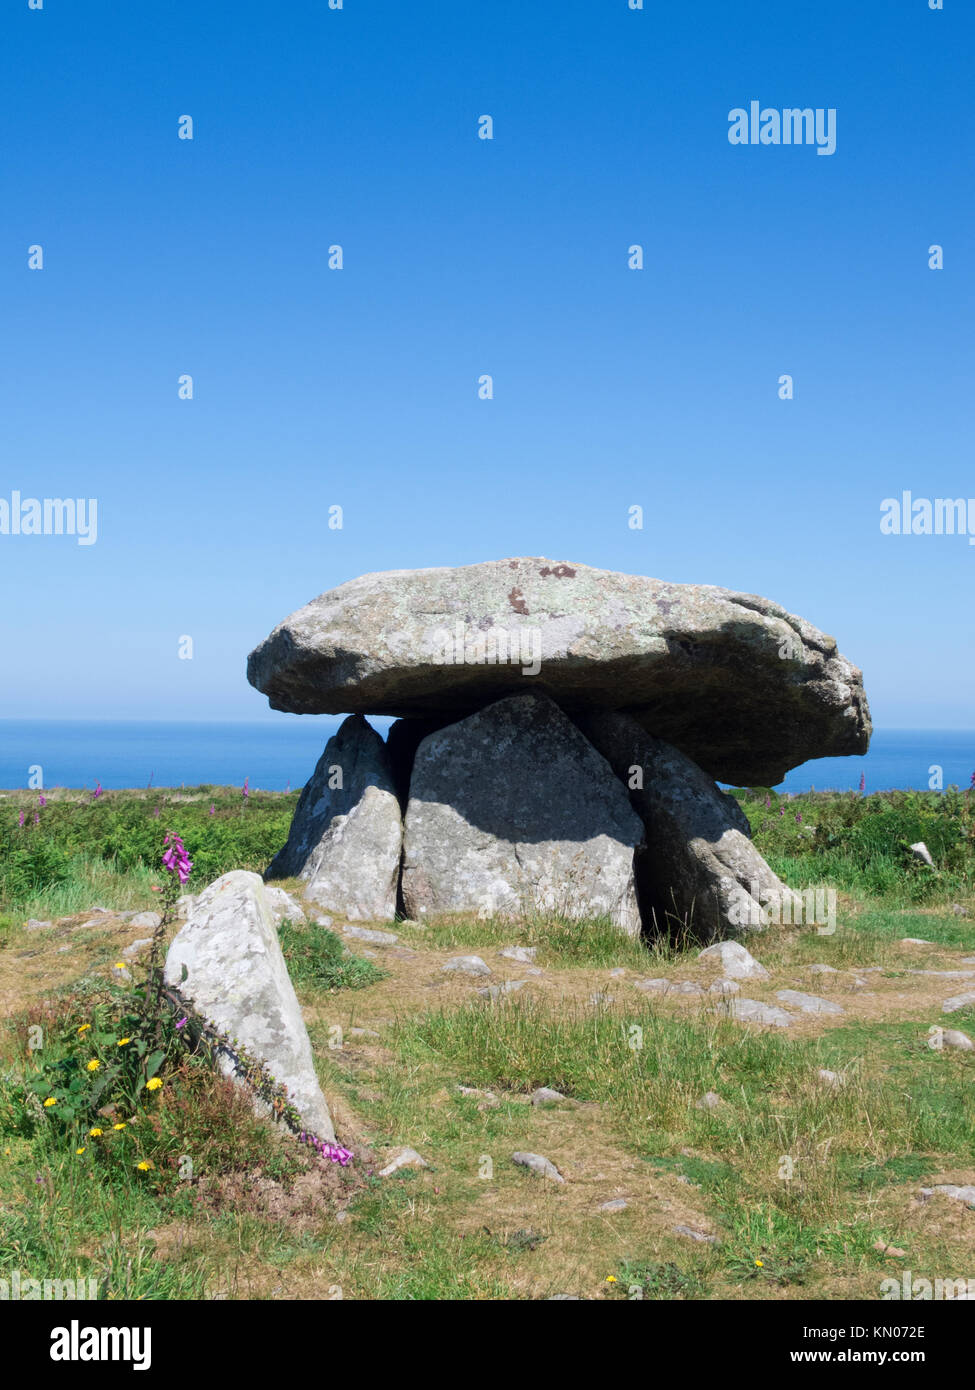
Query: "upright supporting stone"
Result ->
[[578, 711, 800, 942], [268, 714, 401, 921], [401, 692, 644, 934]]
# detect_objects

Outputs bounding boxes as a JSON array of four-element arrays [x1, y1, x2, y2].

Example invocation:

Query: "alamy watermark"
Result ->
[[728, 883, 837, 933], [880, 493, 975, 546], [0, 1269, 99, 1300], [728, 102, 836, 156], [881, 1270, 974, 1300], [0, 492, 98, 545], [429, 622, 542, 676]]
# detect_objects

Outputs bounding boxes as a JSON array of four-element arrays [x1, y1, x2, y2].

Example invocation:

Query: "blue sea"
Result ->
[[0, 720, 972, 795]]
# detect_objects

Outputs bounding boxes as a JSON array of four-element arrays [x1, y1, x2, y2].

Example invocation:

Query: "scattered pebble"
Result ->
[[928, 1028, 973, 1051], [672, 1224, 719, 1245], [129, 912, 162, 930], [599, 1198, 628, 1212], [775, 989, 845, 1016], [499, 945, 537, 963], [531, 1087, 565, 1106], [478, 979, 527, 1000], [919, 1184, 975, 1206], [25, 919, 52, 932], [721, 998, 794, 1027], [122, 938, 153, 960], [512, 1151, 564, 1183], [697, 940, 769, 980], [442, 955, 491, 977], [343, 926, 398, 946], [942, 991, 975, 1015], [347, 1027, 381, 1040], [378, 1147, 429, 1178], [873, 1239, 907, 1257]]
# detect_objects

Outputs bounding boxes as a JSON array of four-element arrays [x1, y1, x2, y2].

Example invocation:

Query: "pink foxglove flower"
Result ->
[[162, 831, 193, 886]]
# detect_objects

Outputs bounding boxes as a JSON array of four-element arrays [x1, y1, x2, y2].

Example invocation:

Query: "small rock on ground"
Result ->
[[531, 1087, 565, 1106], [919, 1185, 975, 1205], [130, 911, 162, 930], [775, 989, 845, 1016], [343, 925, 398, 945], [512, 1151, 564, 1183], [817, 1069, 846, 1087], [599, 1198, 628, 1212], [378, 1147, 429, 1178], [443, 955, 491, 977], [478, 980, 527, 1000], [929, 1028, 974, 1051], [672, 1225, 719, 1245], [722, 998, 794, 1027], [122, 938, 153, 960], [708, 979, 741, 996], [499, 945, 537, 963], [697, 940, 769, 980], [942, 991, 975, 1014], [26, 919, 52, 932]]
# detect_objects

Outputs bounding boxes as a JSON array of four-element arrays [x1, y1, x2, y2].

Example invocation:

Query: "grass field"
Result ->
[[1, 783, 973, 1300]]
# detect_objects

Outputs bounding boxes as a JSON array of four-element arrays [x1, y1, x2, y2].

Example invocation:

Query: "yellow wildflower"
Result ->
[[146, 1077, 163, 1092], [112, 1122, 127, 1130], [76, 1147, 86, 1155], [86, 1059, 100, 1072], [605, 1276, 617, 1284], [117, 1037, 131, 1046], [136, 1160, 153, 1171], [77, 1024, 91, 1034], [89, 1127, 103, 1137], [755, 1259, 764, 1268], [43, 1097, 57, 1107]]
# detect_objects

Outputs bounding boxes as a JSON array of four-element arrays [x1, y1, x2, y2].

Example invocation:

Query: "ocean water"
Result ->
[[0, 720, 971, 795]]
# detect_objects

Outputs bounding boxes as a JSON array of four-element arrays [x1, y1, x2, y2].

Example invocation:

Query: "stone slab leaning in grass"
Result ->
[[163, 870, 336, 1143], [400, 692, 644, 934], [266, 713, 402, 921]]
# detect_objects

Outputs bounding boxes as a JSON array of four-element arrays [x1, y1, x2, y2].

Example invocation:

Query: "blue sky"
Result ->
[[2, 0, 971, 728]]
